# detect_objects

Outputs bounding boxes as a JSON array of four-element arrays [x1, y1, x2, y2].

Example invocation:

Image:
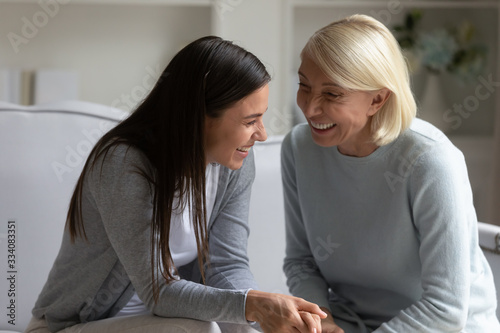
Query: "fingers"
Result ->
[[320, 318, 345, 333], [299, 311, 322, 333], [296, 298, 328, 319], [245, 290, 327, 333]]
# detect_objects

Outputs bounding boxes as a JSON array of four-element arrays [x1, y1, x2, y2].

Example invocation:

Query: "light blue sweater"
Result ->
[[282, 119, 500, 332]]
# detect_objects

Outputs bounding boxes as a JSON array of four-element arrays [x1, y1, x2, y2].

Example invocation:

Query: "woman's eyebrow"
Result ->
[[243, 108, 268, 119], [298, 71, 340, 88], [322, 82, 341, 88]]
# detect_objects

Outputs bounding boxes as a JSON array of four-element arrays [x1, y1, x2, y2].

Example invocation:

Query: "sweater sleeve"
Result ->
[[281, 132, 330, 309], [375, 143, 473, 332], [204, 150, 259, 291], [87, 145, 249, 324]]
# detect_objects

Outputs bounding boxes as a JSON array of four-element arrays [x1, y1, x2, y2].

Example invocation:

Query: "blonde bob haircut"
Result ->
[[301, 14, 417, 146]]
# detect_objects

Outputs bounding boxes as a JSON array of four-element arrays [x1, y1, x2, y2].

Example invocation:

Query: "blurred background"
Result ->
[[1, 0, 499, 223]]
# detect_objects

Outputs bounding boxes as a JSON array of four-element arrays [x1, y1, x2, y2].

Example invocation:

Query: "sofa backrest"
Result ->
[[248, 136, 289, 295], [0, 101, 126, 331], [478, 221, 500, 319]]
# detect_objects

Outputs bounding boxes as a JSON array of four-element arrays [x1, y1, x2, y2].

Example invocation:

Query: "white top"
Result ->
[[114, 163, 220, 317]]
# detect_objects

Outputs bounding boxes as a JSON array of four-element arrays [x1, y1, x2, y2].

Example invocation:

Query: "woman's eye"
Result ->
[[326, 92, 341, 98], [247, 120, 257, 126]]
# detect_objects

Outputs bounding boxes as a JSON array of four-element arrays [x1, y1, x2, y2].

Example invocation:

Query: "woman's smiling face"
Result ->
[[297, 54, 388, 157], [205, 84, 269, 170]]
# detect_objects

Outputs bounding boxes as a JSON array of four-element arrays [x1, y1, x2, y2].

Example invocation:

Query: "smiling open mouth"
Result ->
[[236, 147, 251, 152], [310, 121, 336, 130]]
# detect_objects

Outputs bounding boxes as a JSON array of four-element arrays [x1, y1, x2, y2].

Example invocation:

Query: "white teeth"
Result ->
[[237, 147, 251, 152], [311, 121, 336, 130]]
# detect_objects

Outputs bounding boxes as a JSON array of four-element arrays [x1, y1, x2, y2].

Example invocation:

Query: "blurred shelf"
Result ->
[[0, 0, 211, 5], [290, 0, 499, 9]]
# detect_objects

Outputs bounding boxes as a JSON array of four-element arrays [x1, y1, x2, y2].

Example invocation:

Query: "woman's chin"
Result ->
[[310, 132, 338, 148], [219, 157, 245, 170]]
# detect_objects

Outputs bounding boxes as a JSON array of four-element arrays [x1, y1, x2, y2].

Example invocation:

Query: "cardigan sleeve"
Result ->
[[281, 132, 331, 310], [204, 149, 259, 291], [375, 143, 473, 332], [87, 145, 249, 324]]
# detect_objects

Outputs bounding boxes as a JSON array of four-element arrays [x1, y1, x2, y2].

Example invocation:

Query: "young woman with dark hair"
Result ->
[[26, 36, 326, 333]]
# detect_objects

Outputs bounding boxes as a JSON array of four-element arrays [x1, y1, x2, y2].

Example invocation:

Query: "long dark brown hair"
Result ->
[[66, 36, 271, 301]]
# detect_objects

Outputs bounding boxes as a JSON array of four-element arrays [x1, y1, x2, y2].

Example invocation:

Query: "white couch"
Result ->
[[247, 137, 289, 295], [478, 221, 500, 319], [0, 101, 126, 332], [1, 101, 499, 332]]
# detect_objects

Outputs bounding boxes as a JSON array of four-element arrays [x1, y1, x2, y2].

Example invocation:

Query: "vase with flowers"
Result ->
[[393, 10, 487, 133]]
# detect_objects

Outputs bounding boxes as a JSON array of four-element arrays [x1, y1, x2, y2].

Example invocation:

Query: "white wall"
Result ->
[[0, 3, 211, 110], [0, 1, 292, 134], [215, 0, 290, 136]]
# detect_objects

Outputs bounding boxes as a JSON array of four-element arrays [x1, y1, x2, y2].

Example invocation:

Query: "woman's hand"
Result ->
[[245, 290, 327, 333], [319, 307, 344, 333], [299, 311, 323, 332]]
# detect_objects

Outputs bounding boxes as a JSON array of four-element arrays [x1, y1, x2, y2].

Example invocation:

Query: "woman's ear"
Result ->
[[368, 88, 391, 116]]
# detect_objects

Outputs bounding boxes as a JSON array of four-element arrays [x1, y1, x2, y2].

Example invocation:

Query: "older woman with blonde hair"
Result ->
[[282, 14, 500, 332]]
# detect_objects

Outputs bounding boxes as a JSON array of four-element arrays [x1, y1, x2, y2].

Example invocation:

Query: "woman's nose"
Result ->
[[298, 93, 322, 118], [302, 95, 321, 117], [254, 122, 267, 142]]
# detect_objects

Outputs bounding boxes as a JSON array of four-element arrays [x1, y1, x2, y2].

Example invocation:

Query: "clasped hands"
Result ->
[[245, 290, 344, 333]]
